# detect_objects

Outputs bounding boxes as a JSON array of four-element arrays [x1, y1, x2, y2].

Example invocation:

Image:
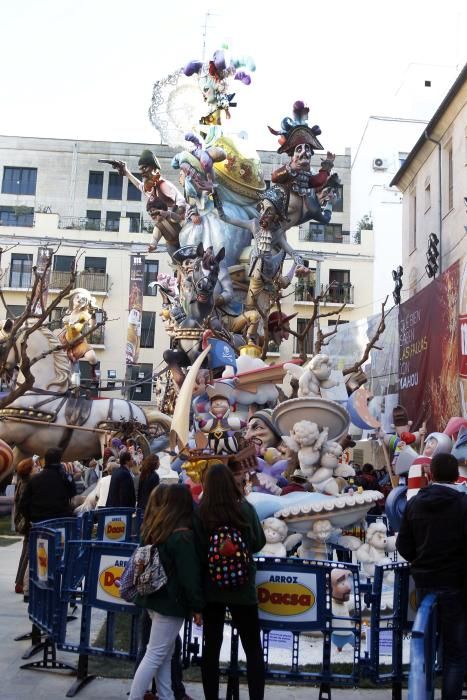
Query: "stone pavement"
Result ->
[[0, 539, 414, 699]]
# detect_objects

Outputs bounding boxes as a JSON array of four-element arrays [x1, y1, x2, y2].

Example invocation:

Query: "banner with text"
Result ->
[[126, 255, 145, 365], [399, 261, 460, 433]]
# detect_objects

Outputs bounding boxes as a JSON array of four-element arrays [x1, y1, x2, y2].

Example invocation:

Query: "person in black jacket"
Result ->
[[137, 454, 160, 513], [106, 451, 136, 508], [397, 453, 467, 700], [19, 447, 76, 523]]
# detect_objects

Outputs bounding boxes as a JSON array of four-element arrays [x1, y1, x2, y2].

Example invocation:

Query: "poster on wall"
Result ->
[[399, 261, 460, 433], [459, 258, 467, 416], [126, 255, 145, 365]]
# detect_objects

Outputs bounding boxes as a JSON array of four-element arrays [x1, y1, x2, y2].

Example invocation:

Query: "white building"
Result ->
[[351, 64, 459, 311], [0, 135, 374, 403]]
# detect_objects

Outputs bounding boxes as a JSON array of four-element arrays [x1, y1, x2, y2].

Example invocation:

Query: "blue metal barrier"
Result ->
[[367, 561, 411, 698], [82, 507, 137, 542], [36, 517, 82, 564], [408, 593, 437, 700]]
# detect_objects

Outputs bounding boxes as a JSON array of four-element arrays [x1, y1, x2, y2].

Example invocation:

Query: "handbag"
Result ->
[[119, 544, 168, 603]]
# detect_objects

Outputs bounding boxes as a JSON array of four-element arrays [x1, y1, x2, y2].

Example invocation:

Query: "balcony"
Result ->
[[58, 216, 154, 234], [294, 282, 354, 305], [1, 268, 109, 293], [298, 224, 354, 245], [88, 326, 105, 345]]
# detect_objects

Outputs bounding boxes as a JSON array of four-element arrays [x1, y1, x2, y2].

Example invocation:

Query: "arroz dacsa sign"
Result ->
[[95, 554, 133, 606], [103, 515, 127, 542], [255, 569, 317, 627]]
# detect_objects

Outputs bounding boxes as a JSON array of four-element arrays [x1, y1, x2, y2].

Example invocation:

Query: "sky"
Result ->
[[1, 0, 466, 157]]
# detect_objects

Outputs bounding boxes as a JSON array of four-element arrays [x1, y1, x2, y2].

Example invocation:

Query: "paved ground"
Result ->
[[0, 539, 416, 699]]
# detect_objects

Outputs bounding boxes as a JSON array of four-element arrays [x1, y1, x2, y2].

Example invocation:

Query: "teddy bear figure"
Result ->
[[282, 420, 329, 477], [354, 521, 397, 579], [258, 517, 289, 557]]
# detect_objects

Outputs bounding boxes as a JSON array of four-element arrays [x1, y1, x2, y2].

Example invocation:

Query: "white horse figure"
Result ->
[[0, 320, 171, 478]]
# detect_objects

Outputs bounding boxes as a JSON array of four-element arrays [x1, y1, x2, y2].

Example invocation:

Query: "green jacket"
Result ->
[[194, 499, 266, 606], [135, 529, 204, 618]]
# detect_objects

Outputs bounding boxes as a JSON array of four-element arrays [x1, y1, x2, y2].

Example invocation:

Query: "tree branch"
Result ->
[[342, 296, 389, 377]]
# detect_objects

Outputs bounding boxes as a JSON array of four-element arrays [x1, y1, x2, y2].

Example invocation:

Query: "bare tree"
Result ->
[[342, 296, 389, 377], [0, 248, 107, 408]]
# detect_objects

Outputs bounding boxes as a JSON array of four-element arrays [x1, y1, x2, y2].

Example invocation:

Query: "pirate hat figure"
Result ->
[[138, 149, 161, 171], [206, 381, 235, 403], [171, 245, 202, 265], [259, 185, 290, 220], [268, 101, 324, 155], [267, 310, 298, 332], [392, 405, 410, 428]]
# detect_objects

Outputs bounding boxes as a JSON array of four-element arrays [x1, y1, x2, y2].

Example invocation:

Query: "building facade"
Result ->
[[0, 135, 374, 402]]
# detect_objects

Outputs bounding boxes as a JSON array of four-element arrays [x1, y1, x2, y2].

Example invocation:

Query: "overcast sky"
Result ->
[[1, 0, 466, 156]]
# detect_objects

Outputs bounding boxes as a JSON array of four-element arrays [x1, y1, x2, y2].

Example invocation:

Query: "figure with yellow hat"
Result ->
[[58, 288, 99, 377]]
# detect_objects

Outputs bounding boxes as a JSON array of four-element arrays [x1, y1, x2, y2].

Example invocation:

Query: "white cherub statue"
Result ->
[[285, 353, 339, 398], [354, 521, 397, 579], [309, 440, 346, 495], [258, 518, 289, 557], [282, 420, 329, 477]]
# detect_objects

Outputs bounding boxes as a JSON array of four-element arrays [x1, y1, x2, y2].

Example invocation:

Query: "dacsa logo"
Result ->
[[105, 518, 126, 540], [257, 581, 315, 616], [99, 564, 125, 599]]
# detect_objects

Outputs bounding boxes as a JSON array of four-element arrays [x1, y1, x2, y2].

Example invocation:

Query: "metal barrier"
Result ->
[[408, 593, 437, 700], [82, 507, 139, 542], [367, 561, 412, 699]]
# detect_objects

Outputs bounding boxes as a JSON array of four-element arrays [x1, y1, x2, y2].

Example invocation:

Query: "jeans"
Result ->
[[129, 611, 184, 700], [135, 609, 186, 699], [417, 587, 467, 700], [201, 603, 265, 700]]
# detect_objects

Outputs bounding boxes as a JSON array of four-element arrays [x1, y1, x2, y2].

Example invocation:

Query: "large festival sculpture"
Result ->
[[0, 46, 464, 605]]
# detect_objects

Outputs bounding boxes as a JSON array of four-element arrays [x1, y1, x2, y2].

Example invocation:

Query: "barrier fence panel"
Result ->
[[82, 507, 138, 543], [408, 593, 437, 700], [21, 526, 76, 674], [368, 561, 412, 698]]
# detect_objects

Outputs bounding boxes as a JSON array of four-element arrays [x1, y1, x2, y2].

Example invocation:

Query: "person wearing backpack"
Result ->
[[129, 484, 204, 700], [196, 462, 266, 700]]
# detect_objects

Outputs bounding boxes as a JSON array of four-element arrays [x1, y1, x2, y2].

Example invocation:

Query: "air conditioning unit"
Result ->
[[372, 157, 389, 170]]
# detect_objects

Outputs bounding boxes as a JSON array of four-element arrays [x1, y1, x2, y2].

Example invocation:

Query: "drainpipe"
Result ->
[[424, 131, 442, 274]]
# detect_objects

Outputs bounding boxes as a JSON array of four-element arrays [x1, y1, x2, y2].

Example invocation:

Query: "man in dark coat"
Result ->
[[397, 453, 467, 700], [19, 447, 76, 523], [106, 451, 136, 508]]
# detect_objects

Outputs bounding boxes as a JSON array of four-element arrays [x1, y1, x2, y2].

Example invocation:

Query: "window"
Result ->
[[86, 210, 101, 230], [53, 255, 74, 272], [140, 311, 156, 348], [127, 212, 142, 233], [409, 189, 417, 252], [328, 270, 352, 303], [6, 305, 25, 319], [49, 307, 65, 331], [2, 167, 37, 195], [424, 80, 431, 87], [264, 179, 271, 189], [447, 143, 453, 211], [144, 260, 159, 295], [87, 171, 104, 198], [127, 174, 142, 201], [295, 270, 317, 302], [9, 254, 33, 288], [106, 211, 120, 232], [0, 206, 34, 227], [129, 363, 153, 401], [84, 257, 106, 273], [332, 184, 344, 213], [78, 360, 100, 398], [294, 318, 313, 355], [424, 178, 431, 212], [300, 223, 343, 243], [108, 172, 123, 200]]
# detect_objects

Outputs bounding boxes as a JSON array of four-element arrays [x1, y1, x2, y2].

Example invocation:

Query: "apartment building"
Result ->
[[0, 135, 374, 401]]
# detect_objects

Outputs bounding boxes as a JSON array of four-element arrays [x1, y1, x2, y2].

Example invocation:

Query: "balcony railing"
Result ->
[[1, 268, 109, 293], [58, 216, 154, 234], [295, 282, 354, 304], [298, 227, 354, 244], [322, 282, 354, 304]]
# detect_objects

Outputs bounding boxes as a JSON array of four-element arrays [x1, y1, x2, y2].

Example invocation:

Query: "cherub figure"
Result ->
[[282, 420, 329, 476], [285, 354, 338, 398]]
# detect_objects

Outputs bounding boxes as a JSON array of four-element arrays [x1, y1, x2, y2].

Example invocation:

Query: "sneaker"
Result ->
[[143, 693, 157, 700], [15, 583, 24, 594]]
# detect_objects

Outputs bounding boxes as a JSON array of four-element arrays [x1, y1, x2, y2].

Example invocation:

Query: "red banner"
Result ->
[[399, 261, 460, 433], [126, 255, 145, 365]]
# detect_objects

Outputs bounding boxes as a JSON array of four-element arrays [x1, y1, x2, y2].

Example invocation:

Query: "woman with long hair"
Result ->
[[196, 463, 266, 700], [129, 484, 203, 700], [137, 454, 160, 513]]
